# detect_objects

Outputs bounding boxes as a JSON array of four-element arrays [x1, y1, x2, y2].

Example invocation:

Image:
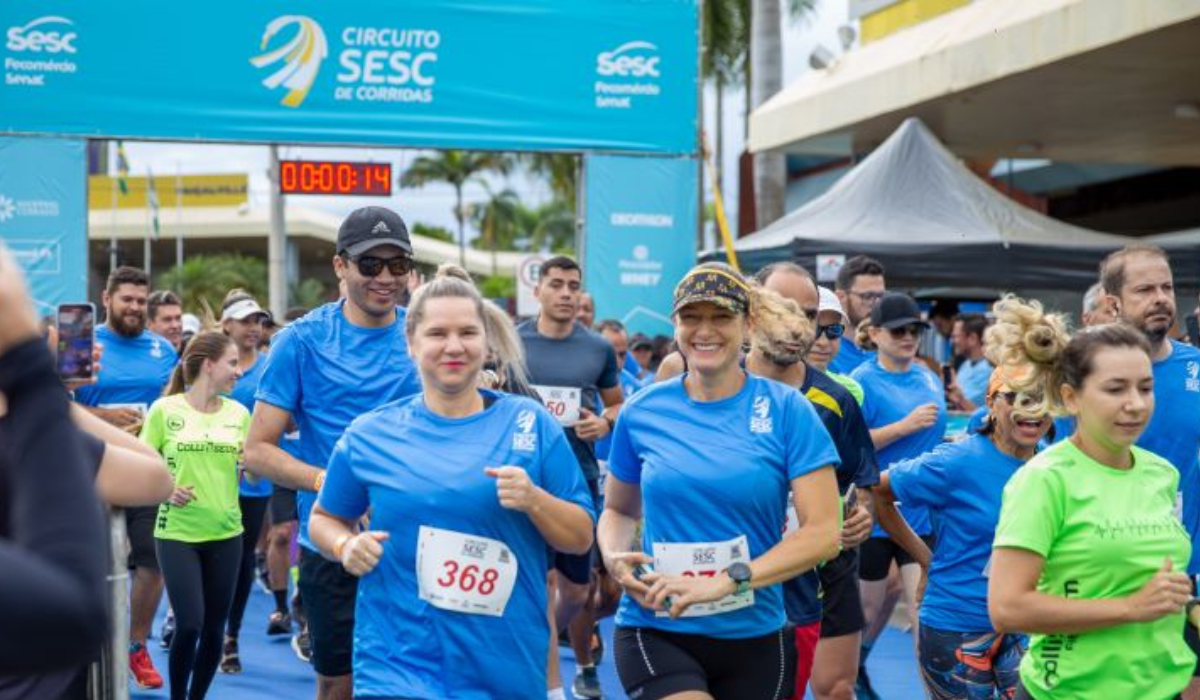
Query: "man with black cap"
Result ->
[[244, 206, 422, 700]]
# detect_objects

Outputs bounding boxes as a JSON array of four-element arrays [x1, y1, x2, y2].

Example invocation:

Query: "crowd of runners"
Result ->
[[3, 203, 1200, 700]]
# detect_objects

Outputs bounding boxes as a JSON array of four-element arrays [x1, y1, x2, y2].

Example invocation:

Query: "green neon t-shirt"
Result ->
[[827, 372, 864, 405], [142, 394, 249, 543], [994, 439, 1194, 700]]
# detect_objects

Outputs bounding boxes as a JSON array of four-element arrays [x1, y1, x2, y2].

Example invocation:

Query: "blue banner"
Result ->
[[1, 2, 698, 154], [584, 155, 698, 338], [0, 136, 87, 315]]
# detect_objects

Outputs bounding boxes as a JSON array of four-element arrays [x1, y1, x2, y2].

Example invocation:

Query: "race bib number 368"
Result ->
[[653, 535, 754, 618], [416, 526, 519, 617]]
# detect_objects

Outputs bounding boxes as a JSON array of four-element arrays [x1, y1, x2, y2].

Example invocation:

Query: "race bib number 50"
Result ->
[[532, 385, 581, 426], [653, 535, 754, 617], [416, 526, 519, 617]]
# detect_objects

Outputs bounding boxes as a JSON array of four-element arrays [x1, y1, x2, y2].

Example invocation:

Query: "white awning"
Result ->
[[750, 0, 1200, 165]]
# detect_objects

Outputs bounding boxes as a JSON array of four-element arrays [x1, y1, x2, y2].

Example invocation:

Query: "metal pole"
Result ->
[[267, 145, 287, 318], [175, 164, 183, 287], [92, 508, 130, 700]]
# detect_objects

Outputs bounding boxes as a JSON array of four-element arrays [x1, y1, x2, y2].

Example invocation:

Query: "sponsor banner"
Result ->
[[1, 2, 699, 154], [583, 154, 697, 338], [0, 136, 87, 314], [88, 174, 249, 209]]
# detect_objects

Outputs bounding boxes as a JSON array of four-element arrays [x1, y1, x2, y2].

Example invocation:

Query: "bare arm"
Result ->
[[988, 547, 1190, 635], [243, 401, 322, 491], [653, 352, 685, 383], [871, 472, 931, 567], [485, 466, 593, 554], [72, 404, 174, 506], [746, 466, 842, 587]]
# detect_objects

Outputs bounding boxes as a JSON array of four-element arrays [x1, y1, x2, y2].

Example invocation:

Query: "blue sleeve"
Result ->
[[888, 443, 954, 511], [841, 397, 880, 487], [255, 327, 301, 412], [538, 417, 596, 523], [597, 344, 620, 391], [606, 408, 641, 485], [317, 433, 369, 520], [784, 390, 840, 481], [850, 368, 878, 426]]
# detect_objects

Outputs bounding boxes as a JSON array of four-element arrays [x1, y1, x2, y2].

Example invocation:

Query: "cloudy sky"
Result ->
[[117, 2, 849, 244]]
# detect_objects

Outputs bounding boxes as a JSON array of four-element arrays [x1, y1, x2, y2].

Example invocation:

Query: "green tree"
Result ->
[[157, 253, 268, 314], [478, 274, 515, 299], [520, 199, 576, 254], [399, 151, 512, 267], [469, 186, 521, 275], [289, 278, 328, 310], [520, 154, 578, 204], [410, 222, 456, 244]]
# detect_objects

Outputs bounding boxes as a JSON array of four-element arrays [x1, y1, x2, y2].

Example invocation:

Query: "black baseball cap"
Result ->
[[630, 333, 653, 351], [870, 292, 930, 330], [337, 206, 413, 257]]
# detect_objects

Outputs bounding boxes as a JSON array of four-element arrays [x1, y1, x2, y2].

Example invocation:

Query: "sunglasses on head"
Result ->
[[344, 254, 413, 278], [886, 324, 924, 338], [815, 323, 844, 340]]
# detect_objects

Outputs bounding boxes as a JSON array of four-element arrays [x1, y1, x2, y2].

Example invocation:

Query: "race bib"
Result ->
[[653, 535, 754, 617], [532, 385, 581, 426], [416, 526, 519, 617]]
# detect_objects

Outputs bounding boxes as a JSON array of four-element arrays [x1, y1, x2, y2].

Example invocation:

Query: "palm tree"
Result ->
[[399, 151, 511, 266], [521, 153, 578, 204], [469, 185, 520, 275], [749, 0, 818, 229], [703, 0, 747, 191], [156, 253, 268, 314]]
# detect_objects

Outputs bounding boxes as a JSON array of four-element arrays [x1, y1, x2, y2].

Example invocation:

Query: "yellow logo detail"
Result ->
[[250, 15, 327, 108]]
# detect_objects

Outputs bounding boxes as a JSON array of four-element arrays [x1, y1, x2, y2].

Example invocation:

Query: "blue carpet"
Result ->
[[131, 589, 923, 699]]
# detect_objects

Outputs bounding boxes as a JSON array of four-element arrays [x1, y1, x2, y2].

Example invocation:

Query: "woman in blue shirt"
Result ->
[[850, 292, 947, 652], [218, 289, 275, 674], [307, 267, 595, 700], [598, 262, 842, 700], [874, 365, 1049, 699]]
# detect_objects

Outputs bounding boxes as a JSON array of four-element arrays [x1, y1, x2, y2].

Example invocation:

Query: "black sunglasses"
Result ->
[[815, 323, 844, 340], [887, 324, 924, 338], [344, 254, 413, 278]]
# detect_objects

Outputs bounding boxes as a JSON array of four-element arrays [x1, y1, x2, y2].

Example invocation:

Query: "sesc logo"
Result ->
[[596, 41, 660, 79], [6, 16, 77, 54], [250, 15, 328, 108], [0, 195, 14, 223]]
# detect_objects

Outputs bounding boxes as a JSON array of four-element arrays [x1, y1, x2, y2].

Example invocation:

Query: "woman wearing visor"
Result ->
[[599, 262, 841, 700], [873, 360, 1050, 699]]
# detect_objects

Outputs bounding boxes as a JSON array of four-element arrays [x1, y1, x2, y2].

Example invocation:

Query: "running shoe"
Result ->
[[129, 643, 163, 690], [219, 636, 242, 674], [159, 610, 175, 649], [855, 663, 882, 700], [291, 624, 312, 664], [571, 666, 603, 700], [267, 610, 293, 636]]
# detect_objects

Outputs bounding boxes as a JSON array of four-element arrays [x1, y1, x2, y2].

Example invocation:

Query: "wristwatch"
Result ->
[[726, 562, 752, 596]]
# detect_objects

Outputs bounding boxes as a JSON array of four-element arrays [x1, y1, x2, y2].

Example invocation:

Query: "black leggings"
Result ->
[[226, 495, 270, 637], [156, 536, 242, 700]]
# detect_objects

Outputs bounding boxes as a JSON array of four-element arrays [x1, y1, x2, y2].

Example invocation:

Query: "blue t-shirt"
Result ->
[[956, 357, 993, 408], [1139, 340, 1200, 574], [318, 391, 594, 700], [607, 374, 840, 639], [229, 354, 271, 497], [889, 433, 1022, 631], [782, 365, 881, 626], [851, 360, 947, 536], [595, 368, 643, 462], [74, 325, 177, 411], [256, 300, 421, 551], [828, 333, 875, 375]]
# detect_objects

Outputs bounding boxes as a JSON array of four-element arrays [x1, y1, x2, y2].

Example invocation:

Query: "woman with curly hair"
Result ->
[[987, 295, 1194, 700]]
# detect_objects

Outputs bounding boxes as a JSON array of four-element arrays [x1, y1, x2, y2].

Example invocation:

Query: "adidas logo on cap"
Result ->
[[372, 221, 392, 235]]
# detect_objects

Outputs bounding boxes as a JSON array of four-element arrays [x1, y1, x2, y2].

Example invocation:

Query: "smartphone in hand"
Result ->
[[56, 302, 95, 381]]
